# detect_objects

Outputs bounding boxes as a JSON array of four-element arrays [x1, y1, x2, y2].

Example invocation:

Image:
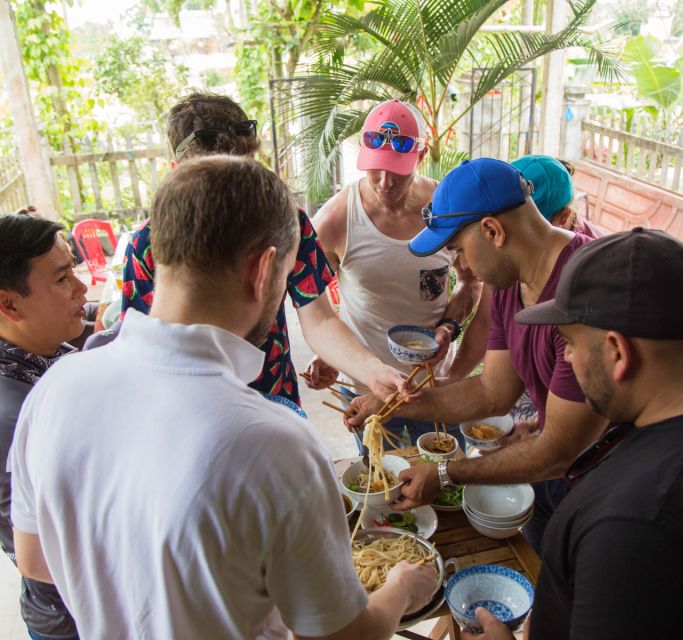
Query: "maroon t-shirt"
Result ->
[[487, 234, 593, 428]]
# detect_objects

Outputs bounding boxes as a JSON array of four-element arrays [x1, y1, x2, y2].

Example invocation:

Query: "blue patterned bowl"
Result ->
[[261, 392, 308, 419], [387, 325, 439, 364], [445, 564, 534, 632]]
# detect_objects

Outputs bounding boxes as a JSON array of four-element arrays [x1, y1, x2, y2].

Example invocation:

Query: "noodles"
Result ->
[[424, 436, 455, 453], [362, 414, 393, 500], [352, 535, 431, 592], [404, 340, 430, 349], [348, 468, 398, 493], [467, 423, 504, 440]]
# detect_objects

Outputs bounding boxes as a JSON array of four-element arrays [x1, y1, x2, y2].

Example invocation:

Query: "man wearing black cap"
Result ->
[[463, 228, 683, 640], [346, 158, 609, 550]]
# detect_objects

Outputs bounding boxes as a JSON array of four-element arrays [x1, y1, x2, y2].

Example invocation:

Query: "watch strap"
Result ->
[[437, 318, 462, 342]]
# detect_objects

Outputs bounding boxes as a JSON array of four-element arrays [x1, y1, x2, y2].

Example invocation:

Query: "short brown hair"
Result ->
[[167, 92, 260, 160], [151, 155, 298, 276]]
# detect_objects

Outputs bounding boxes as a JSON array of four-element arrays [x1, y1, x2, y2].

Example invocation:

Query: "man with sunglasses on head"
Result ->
[[346, 158, 609, 551], [121, 92, 411, 406], [310, 99, 480, 446], [463, 228, 683, 640]]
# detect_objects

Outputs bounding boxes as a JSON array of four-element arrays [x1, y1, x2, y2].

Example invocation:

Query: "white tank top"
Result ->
[[338, 181, 453, 377]]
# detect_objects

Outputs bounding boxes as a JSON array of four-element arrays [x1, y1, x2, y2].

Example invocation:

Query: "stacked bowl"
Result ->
[[462, 484, 534, 539]]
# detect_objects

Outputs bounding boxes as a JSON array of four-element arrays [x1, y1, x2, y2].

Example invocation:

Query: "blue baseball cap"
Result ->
[[511, 155, 573, 221], [409, 158, 528, 257]]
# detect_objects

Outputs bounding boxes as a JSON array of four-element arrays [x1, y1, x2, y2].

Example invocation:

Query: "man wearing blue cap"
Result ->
[[347, 158, 609, 550]]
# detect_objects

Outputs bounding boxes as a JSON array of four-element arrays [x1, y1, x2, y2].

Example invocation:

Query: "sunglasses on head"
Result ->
[[174, 120, 258, 158], [361, 129, 425, 154]]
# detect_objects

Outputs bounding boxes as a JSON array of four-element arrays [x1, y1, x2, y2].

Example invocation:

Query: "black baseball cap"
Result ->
[[515, 227, 683, 339]]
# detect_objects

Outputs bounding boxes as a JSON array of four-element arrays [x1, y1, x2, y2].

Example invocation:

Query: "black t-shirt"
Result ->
[[531, 415, 683, 640]]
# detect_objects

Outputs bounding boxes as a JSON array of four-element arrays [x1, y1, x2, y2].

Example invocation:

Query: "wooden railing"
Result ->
[[0, 131, 171, 221], [49, 132, 170, 221], [582, 112, 683, 193], [0, 156, 29, 215]]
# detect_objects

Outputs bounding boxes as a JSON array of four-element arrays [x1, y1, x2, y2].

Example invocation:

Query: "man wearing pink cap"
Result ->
[[309, 99, 480, 446]]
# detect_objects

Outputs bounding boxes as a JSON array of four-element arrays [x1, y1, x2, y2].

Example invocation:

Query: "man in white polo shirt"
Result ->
[[10, 156, 436, 639]]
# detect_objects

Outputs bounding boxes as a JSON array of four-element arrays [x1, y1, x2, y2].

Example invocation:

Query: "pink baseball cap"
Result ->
[[357, 99, 428, 175]]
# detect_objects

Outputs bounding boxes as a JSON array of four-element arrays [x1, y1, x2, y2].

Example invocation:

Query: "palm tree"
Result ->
[[295, 0, 621, 198]]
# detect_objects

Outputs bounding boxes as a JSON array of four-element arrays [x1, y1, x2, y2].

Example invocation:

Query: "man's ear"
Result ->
[[170, 159, 178, 170], [479, 216, 506, 248], [245, 246, 277, 303], [552, 206, 573, 229], [0, 289, 23, 322], [605, 331, 636, 383]]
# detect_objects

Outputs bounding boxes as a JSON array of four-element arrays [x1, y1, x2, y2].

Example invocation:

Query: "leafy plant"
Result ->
[[94, 35, 189, 128], [296, 0, 622, 198]]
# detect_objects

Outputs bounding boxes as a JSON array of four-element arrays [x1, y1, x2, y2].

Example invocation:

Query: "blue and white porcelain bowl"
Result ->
[[261, 392, 308, 419], [445, 564, 534, 632], [387, 325, 439, 364]]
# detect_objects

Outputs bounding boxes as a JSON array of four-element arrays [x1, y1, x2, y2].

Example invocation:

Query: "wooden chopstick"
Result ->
[[300, 372, 369, 393], [426, 365, 441, 444], [379, 373, 434, 421], [321, 400, 352, 417], [377, 365, 422, 417], [416, 554, 437, 566]]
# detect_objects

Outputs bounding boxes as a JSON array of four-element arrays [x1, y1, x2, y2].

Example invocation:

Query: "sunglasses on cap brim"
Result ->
[[361, 130, 426, 154], [174, 121, 258, 159], [420, 199, 527, 227]]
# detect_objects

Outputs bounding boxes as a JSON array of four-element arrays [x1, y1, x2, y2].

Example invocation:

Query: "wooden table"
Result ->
[[340, 447, 541, 640]]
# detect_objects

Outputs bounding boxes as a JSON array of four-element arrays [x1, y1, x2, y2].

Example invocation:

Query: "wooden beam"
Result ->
[[539, 0, 567, 157], [0, 0, 59, 219]]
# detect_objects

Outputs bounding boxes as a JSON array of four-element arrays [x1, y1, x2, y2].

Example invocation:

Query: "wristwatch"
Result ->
[[437, 318, 462, 342], [437, 460, 457, 491]]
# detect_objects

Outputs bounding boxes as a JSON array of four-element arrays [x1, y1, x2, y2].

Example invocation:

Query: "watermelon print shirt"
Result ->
[[121, 209, 334, 405]]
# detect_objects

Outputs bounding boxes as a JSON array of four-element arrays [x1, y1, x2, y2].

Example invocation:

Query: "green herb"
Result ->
[[433, 486, 464, 507]]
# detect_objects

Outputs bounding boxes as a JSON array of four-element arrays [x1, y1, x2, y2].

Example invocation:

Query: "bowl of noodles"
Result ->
[[352, 528, 444, 594], [460, 415, 514, 452], [417, 432, 459, 461], [387, 325, 439, 364], [341, 455, 410, 506]]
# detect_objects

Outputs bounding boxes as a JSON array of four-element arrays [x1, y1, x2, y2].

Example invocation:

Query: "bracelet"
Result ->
[[437, 318, 462, 342]]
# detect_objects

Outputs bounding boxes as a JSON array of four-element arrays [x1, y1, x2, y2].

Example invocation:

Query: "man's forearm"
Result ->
[[394, 375, 504, 424], [446, 432, 574, 486], [302, 311, 386, 385]]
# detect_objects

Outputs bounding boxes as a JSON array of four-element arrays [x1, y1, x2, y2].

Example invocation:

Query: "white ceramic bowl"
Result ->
[[445, 564, 534, 631], [460, 415, 514, 452], [464, 505, 533, 539], [417, 432, 459, 461], [342, 493, 359, 519], [463, 503, 533, 528], [341, 455, 410, 506], [463, 484, 535, 522], [387, 325, 439, 364]]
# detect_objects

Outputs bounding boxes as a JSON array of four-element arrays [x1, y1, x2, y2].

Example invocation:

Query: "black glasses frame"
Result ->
[[174, 121, 258, 158]]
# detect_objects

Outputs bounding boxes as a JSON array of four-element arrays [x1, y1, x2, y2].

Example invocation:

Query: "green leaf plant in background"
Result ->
[[623, 35, 681, 114], [295, 0, 623, 200]]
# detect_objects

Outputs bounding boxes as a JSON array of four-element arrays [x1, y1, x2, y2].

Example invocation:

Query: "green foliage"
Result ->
[[297, 0, 623, 198], [12, 0, 101, 149], [234, 41, 270, 127], [202, 68, 230, 88], [94, 35, 189, 126], [614, 3, 649, 36], [623, 35, 681, 111]]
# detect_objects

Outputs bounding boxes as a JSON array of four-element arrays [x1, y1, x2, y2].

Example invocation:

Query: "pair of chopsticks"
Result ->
[[416, 553, 437, 566], [377, 367, 434, 423], [426, 364, 449, 443], [300, 371, 368, 393]]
